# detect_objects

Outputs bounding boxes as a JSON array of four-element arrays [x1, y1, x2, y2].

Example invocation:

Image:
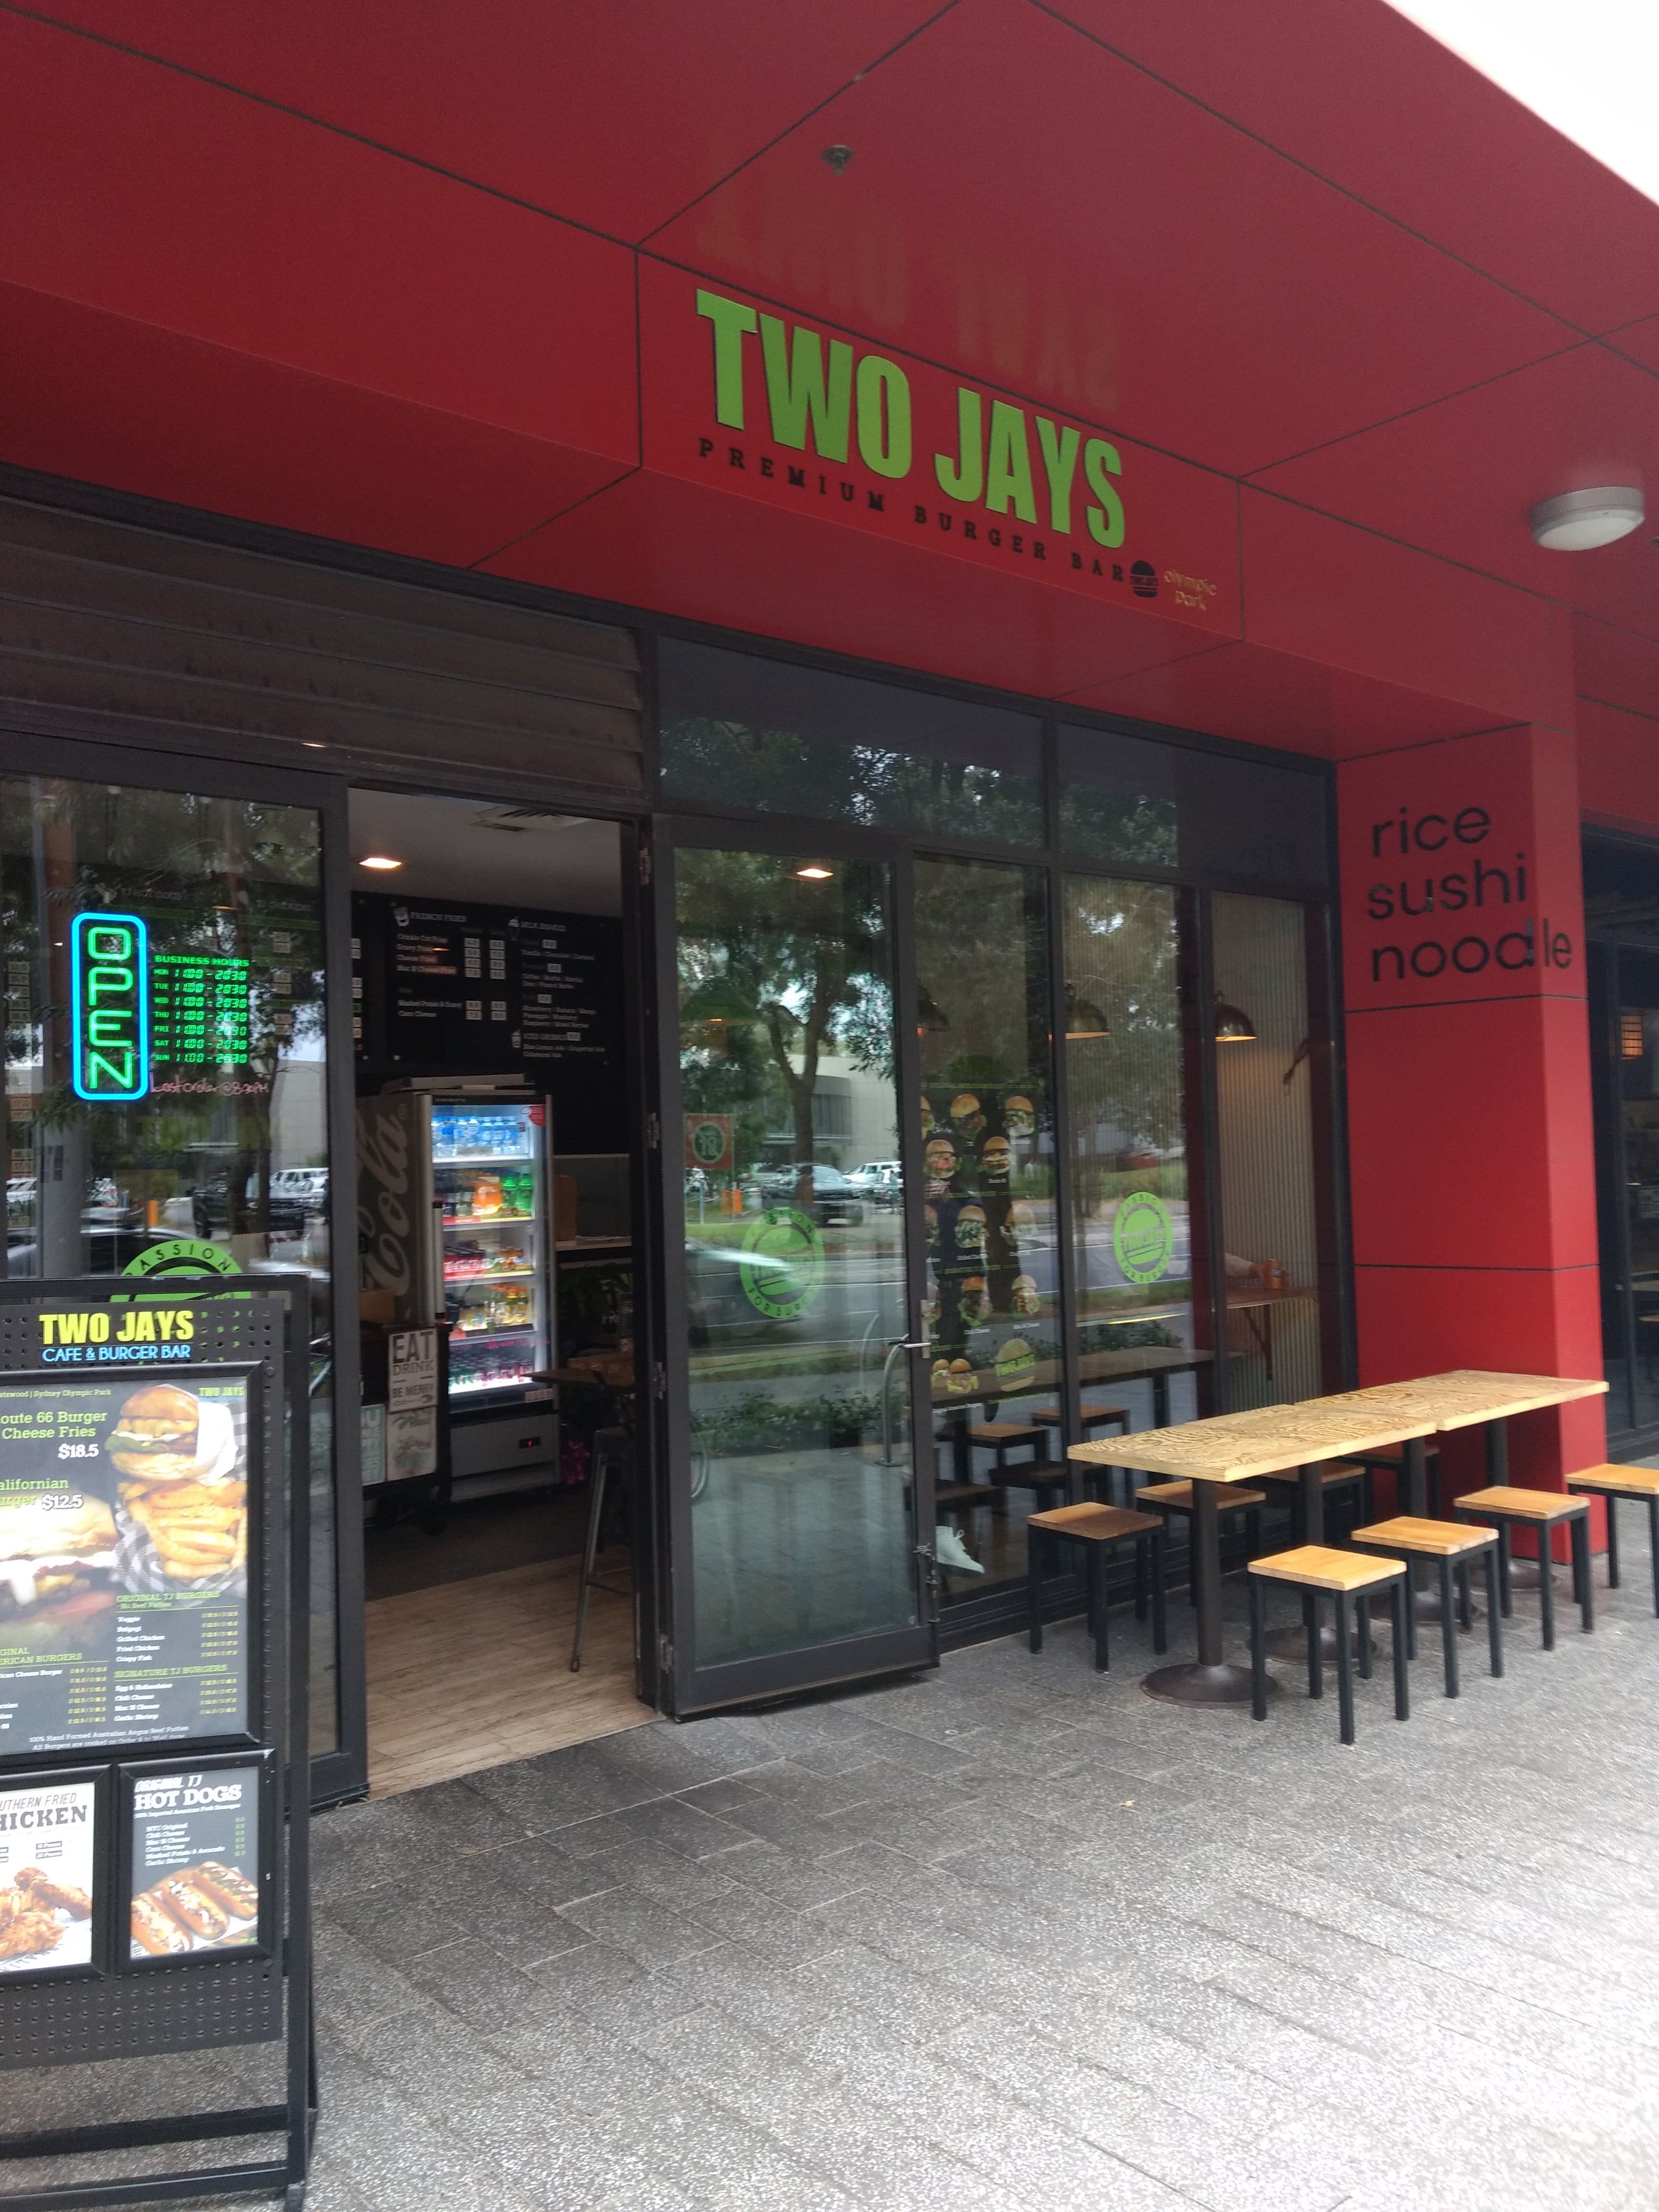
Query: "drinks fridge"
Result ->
[[358, 1079, 558, 1484]]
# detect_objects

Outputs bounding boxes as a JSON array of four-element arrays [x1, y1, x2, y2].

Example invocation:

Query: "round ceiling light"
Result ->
[[1529, 487, 1645, 552], [357, 854, 402, 871]]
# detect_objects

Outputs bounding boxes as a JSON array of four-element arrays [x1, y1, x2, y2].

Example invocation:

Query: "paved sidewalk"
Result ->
[[11, 1536, 1659, 2211]]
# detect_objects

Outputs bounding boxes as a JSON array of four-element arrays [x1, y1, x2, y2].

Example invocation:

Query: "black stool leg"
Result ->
[[1571, 1511, 1594, 1633], [1091, 1545, 1109, 1673], [570, 1436, 612, 1673], [1027, 1526, 1044, 1653], [1649, 1496, 1659, 1616], [1537, 1524, 1556, 1649], [1151, 1526, 1168, 1655], [1390, 1577, 1411, 1719], [1250, 1576, 1268, 1721], [1484, 1545, 1504, 1676], [1307, 1591, 1323, 1702], [1356, 1593, 1373, 1680], [1439, 1558, 1459, 1697], [1333, 1594, 1356, 1745], [1603, 1493, 1620, 1590], [1456, 1559, 1473, 1632], [1497, 1523, 1514, 1617]]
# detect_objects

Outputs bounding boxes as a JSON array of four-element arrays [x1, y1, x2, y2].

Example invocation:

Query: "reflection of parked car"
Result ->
[[758, 1165, 864, 1225], [846, 1161, 902, 1206]]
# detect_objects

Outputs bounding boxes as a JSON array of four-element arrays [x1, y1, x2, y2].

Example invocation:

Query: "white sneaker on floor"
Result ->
[[935, 1524, 985, 1575]]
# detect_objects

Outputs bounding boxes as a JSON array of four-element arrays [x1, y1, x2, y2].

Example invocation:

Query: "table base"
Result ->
[[1142, 1661, 1272, 1706]]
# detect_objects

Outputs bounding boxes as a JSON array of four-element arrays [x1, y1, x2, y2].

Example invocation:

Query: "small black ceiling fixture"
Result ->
[[821, 144, 854, 174]]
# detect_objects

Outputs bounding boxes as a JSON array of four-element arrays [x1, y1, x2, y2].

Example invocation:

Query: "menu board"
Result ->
[[355, 893, 626, 1147], [0, 1374, 251, 1757], [0, 1773, 99, 1978], [126, 1761, 264, 1963], [517, 914, 612, 1073], [382, 902, 514, 1066]]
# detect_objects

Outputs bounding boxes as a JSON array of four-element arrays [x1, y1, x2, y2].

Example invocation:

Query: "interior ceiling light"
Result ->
[[1064, 984, 1111, 1040], [1621, 1010, 1646, 1059], [357, 854, 402, 871], [681, 976, 759, 1026], [916, 986, 950, 1038], [795, 864, 834, 880], [821, 144, 854, 174], [1214, 999, 1257, 1043], [1529, 487, 1645, 552]]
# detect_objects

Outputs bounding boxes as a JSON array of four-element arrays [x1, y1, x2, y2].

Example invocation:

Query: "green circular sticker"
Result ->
[[1112, 1191, 1173, 1286], [122, 1238, 242, 1279], [738, 1207, 825, 1321]]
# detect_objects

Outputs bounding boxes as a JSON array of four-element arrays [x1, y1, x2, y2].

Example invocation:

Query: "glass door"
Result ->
[[658, 827, 933, 1709]]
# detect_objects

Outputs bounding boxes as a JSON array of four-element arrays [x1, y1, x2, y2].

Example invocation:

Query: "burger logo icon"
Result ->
[[1130, 561, 1159, 600]]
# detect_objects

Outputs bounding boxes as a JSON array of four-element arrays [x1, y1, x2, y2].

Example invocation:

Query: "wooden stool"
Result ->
[[1454, 1487, 1593, 1648], [1130, 1480, 1266, 1602], [962, 1423, 1070, 1511], [1248, 1546, 1410, 1744], [1250, 1461, 1374, 1542], [1348, 1515, 1503, 1695], [1027, 1503, 1166, 1672], [1033, 1406, 1130, 1498], [1565, 1465, 1659, 1614]]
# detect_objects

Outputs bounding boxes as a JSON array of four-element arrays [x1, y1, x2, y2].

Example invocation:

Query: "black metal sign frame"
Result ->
[[0, 1276, 313, 2211]]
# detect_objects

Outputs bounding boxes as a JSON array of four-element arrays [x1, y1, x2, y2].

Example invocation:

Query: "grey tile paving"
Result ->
[[9, 1524, 1659, 2209]]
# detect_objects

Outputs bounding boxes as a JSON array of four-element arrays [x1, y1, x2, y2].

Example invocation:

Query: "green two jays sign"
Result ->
[[642, 264, 1235, 627], [696, 289, 1127, 555]]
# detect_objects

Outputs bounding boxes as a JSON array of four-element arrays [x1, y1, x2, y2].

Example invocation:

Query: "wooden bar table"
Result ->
[[1334, 1370, 1609, 1597], [1070, 1397, 1437, 1705]]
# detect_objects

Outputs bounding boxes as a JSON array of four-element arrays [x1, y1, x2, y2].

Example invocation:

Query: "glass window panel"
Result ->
[[1060, 724, 1329, 890], [661, 638, 1044, 845], [1, 775, 338, 1753], [675, 845, 916, 1671], [1212, 891, 1323, 1409], [912, 854, 1058, 1599], [1062, 876, 1206, 1434]]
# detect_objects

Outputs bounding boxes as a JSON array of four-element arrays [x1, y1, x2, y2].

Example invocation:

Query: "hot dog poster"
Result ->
[[127, 1763, 262, 1962], [0, 1775, 98, 1977], [0, 1373, 251, 1757]]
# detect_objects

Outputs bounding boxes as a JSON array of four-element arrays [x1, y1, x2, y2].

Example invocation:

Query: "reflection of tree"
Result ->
[[913, 856, 1051, 1110], [664, 717, 1043, 847], [676, 851, 893, 1179], [1064, 877, 1184, 1197]]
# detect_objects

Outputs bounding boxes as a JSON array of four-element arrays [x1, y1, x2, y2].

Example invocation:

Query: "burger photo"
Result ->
[[0, 1492, 119, 1656], [108, 1385, 245, 1586]]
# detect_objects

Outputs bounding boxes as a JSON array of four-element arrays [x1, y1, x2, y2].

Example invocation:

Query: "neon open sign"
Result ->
[[70, 911, 150, 1101]]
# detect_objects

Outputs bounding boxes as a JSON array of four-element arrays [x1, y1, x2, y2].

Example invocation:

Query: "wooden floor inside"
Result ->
[[364, 1546, 653, 1797]]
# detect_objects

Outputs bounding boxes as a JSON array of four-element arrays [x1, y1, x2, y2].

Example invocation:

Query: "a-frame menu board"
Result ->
[[0, 1277, 313, 2211]]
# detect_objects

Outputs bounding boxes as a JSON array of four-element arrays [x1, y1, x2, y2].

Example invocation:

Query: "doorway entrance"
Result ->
[[347, 788, 653, 1795]]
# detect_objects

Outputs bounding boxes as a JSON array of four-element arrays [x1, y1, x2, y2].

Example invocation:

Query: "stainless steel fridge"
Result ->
[[358, 1077, 558, 1487]]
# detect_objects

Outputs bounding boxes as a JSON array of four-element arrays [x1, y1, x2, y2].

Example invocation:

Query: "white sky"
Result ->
[[1385, 0, 1659, 206]]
